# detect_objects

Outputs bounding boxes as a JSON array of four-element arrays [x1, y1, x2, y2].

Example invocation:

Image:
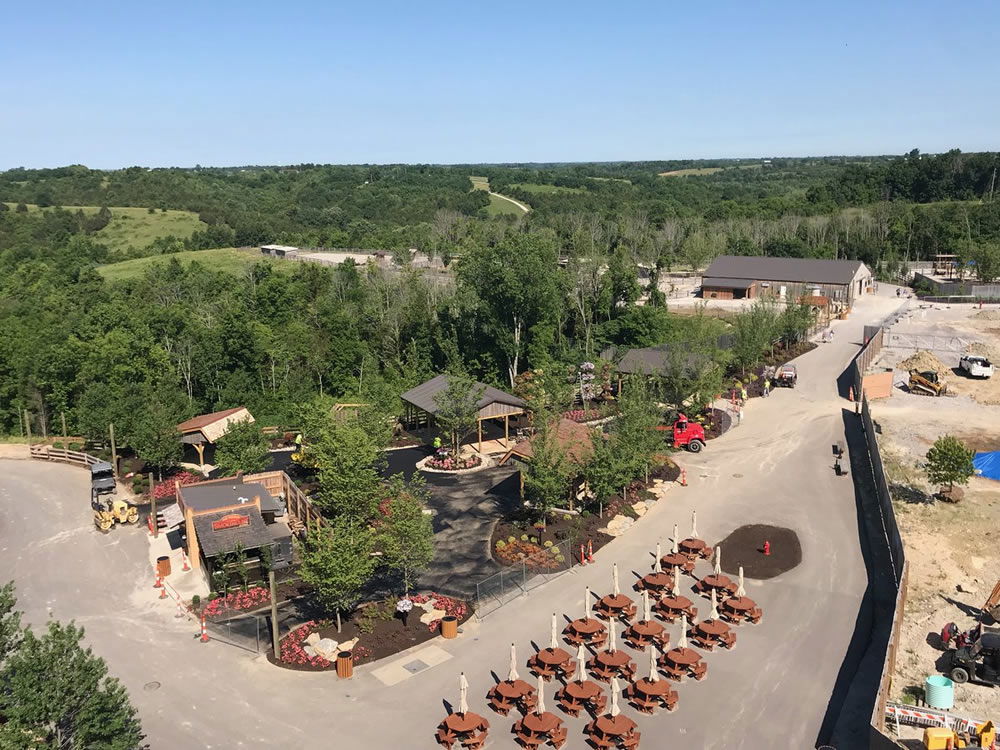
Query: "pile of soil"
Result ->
[[967, 340, 999, 362], [899, 350, 948, 374], [973, 309, 1000, 321], [715, 524, 802, 580], [269, 595, 473, 672]]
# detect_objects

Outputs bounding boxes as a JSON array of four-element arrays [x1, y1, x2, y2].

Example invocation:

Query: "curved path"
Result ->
[[0, 289, 907, 749], [488, 191, 530, 213]]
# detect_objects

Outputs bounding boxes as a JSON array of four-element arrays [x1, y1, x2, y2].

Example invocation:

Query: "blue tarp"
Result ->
[[973, 451, 1000, 481]]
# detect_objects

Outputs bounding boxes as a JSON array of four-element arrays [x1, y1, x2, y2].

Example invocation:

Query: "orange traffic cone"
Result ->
[[159, 583, 168, 600], [175, 602, 184, 618], [153, 575, 163, 589], [181, 550, 191, 572], [587, 539, 594, 563], [848, 386, 854, 402], [680, 469, 687, 487], [200, 616, 210, 643]]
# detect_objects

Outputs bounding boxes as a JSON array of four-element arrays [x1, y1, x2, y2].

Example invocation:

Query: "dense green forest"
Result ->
[[2, 149, 999, 447]]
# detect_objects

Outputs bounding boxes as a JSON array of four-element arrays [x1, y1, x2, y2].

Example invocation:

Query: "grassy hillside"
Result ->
[[509, 183, 585, 194], [3, 203, 206, 252], [97, 247, 289, 282], [468, 176, 528, 216]]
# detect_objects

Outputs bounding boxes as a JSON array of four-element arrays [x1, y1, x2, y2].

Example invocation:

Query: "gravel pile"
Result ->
[[899, 350, 948, 373]]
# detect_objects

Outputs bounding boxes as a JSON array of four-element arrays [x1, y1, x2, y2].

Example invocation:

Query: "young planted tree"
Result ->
[[925, 435, 975, 498], [130, 396, 183, 479], [299, 518, 377, 632], [523, 417, 573, 519], [377, 475, 435, 592], [730, 299, 780, 374], [583, 432, 628, 507], [213, 418, 270, 476], [614, 379, 665, 486], [311, 412, 387, 521], [0, 611, 144, 750], [433, 375, 484, 456]]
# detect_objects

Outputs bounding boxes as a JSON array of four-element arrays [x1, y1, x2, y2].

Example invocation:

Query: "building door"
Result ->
[[779, 285, 787, 299]]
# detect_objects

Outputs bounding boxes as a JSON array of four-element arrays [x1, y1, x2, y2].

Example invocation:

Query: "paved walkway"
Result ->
[[0, 287, 909, 749]]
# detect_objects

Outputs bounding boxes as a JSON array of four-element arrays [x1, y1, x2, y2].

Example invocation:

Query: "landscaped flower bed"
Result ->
[[495, 538, 565, 570], [269, 593, 473, 672], [426, 453, 482, 471], [150, 471, 201, 500], [201, 586, 270, 619], [562, 408, 606, 423]]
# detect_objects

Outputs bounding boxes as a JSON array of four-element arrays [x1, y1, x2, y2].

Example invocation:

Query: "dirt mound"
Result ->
[[967, 340, 999, 362], [899, 350, 948, 374], [973, 309, 1000, 321]]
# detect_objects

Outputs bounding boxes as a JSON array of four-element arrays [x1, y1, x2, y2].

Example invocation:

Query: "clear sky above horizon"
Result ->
[[2, 0, 997, 170]]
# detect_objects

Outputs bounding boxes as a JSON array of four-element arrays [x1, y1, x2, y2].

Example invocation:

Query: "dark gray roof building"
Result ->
[[401, 374, 525, 416], [179, 480, 283, 515], [703, 256, 867, 286], [193, 507, 276, 558]]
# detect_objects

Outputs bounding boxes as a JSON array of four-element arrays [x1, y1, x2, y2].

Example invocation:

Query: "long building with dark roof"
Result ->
[[700, 256, 872, 306]]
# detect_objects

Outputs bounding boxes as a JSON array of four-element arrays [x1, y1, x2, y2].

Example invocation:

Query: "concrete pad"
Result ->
[[371, 644, 453, 686]]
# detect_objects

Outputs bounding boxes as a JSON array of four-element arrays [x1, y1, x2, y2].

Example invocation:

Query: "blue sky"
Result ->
[[1, 0, 997, 168]]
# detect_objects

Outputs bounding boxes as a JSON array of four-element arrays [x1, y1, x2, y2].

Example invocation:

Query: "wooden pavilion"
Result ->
[[400, 375, 526, 453], [499, 417, 594, 506], [176, 406, 254, 469]]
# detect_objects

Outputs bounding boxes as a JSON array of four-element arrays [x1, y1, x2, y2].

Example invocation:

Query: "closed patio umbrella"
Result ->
[[672, 524, 679, 554], [737, 566, 746, 597], [678, 615, 688, 649], [608, 615, 617, 652], [647, 644, 658, 682], [535, 673, 546, 714], [714, 546, 722, 576], [459, 672, 469, 715], [710, 589, 719, 621], [691, 510, 698, 538], [584, 587, 592, 619], [610, 677, 621, 717], [574, 644, 587, 682], [654, 541, 662, 573], [508, 642, 520, 682], [612, 563, 620, 597], [671, 565, 680, 596], [642, 590, 651, 622], [550, 612, 558, 649]]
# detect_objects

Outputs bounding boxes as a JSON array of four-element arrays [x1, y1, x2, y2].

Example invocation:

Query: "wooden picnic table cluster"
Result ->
[[436, 513, 768, 749]]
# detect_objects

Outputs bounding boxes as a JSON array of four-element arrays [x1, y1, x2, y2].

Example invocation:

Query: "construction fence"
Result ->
[[473, 537, 580, 618], [851, 328, 910, 748]]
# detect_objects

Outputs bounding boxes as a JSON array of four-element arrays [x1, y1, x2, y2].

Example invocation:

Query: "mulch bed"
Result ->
[[268, 593, 472, 672], [715, 524, 802, 580], [492, 511, 613, 570]]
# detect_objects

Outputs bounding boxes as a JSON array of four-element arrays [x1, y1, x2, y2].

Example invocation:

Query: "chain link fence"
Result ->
[[474, 537, 581, 618]]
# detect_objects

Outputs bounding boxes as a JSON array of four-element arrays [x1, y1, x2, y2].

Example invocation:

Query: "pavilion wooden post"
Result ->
[[194, 442, 205, 469], [109, 422, 118, 476], [149, 472, 158, 538], [504, 414, 509, 447], [477, 419, 483, 454]]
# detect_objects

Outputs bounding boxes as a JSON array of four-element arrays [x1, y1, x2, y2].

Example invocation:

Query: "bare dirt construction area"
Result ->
[[867, 303, 1000, 717]]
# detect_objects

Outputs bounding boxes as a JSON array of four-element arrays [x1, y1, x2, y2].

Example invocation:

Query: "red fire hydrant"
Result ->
[[763, 540, 771, 556]]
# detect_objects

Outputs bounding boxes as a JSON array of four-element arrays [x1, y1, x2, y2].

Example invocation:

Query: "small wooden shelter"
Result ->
[[401, 375, 525, 453], [177, 406, 254, 468], [499, 418, 594, 504]]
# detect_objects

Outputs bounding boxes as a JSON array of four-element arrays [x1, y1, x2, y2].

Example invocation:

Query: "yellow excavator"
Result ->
[[93, 496, 138, 532], [909, 369, 948, 396], [923, 721, 995, 749]]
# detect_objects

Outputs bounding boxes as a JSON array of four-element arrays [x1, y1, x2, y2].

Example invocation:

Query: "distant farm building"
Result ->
[[260, 244, 299, 257], [700, 256, 872, 306]]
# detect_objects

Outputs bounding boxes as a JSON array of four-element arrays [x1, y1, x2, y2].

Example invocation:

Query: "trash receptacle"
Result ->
[[336, 651, 353, 679], [156, 556, 171, 578], [440, 615, 458, 639]]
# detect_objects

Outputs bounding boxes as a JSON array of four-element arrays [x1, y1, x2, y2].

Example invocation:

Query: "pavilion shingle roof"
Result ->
[[176, 407, 253, 443], [502, 418, 594, 466], [400, 375, 525, 415], [703, 256, 865, 286]]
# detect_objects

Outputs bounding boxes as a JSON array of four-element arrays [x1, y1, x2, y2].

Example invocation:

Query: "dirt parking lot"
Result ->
[[868, 303, 1000, 718]]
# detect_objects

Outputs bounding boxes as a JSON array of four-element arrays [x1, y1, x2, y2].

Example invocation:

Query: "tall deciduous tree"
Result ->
[[299, 518, 377, 631], [213, 418, 270, 476], [433, 376, 484, 456], [309, 407, 387, 521], [0, 615, 144, 750], [523, 416, 573, 519]]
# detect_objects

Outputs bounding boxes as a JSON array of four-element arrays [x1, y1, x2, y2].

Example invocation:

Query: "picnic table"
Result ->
[[691, 618, 736, 651], [653, 594, 698, 623], [633, 569, 673, 595], [678, 537, 712, 559], [436, 712, 490, 749], [594, 593, 637, 621], [584, 714, 640, 749], [623, 618, 669, 650], [512, 710, 567, 749], [587, 649, 637, 683], [554, 679, 607, 717], [721, 595, 763, 625], [659, 551, 695, 574], [624, 676, 679, 713], [659, 646, 708, 682], [527, 647, 575, 681], [487, 679, 537, 716], [562, 617, 607, 648], [694, 573, 738, 600]]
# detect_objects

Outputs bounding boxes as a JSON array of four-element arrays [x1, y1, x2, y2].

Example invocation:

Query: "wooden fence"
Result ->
[[28, 443, 101, 468], [871, 562, 909, 740], [245, 470, 324, 535]]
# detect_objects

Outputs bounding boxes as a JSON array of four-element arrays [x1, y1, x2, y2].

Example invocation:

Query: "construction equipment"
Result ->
[[949, 631, 1000, 687], [922, 721, 996, 748], [985, 580, 1000, 623], [666, 413, 706, 453], [89, 461, 116, 499], [93, 496, 138, 532], [909, 369, 948, 396], [773, 363, 797, 388]]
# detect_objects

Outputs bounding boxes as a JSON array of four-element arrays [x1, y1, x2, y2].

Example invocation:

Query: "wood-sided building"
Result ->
[[700, 256, 872, 308]]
